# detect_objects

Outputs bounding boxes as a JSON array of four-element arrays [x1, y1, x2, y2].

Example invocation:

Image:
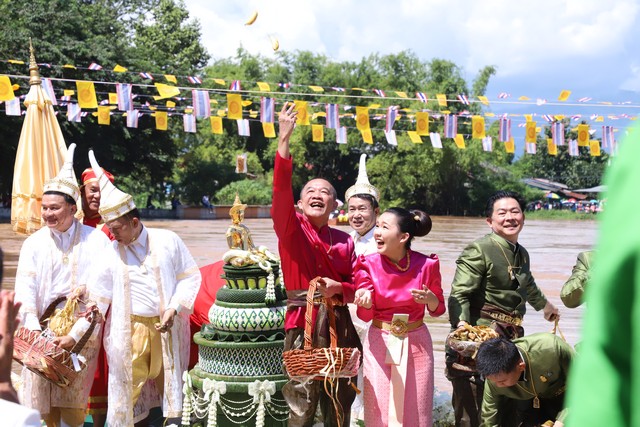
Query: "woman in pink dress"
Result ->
[[354, 207, 446, 426]]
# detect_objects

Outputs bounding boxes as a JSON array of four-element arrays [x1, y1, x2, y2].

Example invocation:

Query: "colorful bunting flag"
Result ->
[[262, 122, 275, 138], [312, 124, 324, 142], [542, 115, 554, 123], [429, 132, 442, 149], [436, 94, 447, 107], [472, 116, 485, 139], [5, 97, 20, 116], [384, 130, 397, 146], [326, 103, 340, 129], [547, 138, 557, 156], [0, 76, 15, 101], [336, 126, 348, 144], [76, 81, 98, 109], [577, 124, 590, 146], [499, 117, 511, 142], [192, 90, 211, 118], [457, 94, 470, 105], [454, 134, 466, 149], [113, 64, 128, 73], [552, 122, 565, 146], [602, 126, 615, 148], [154, 83, 180, 100], [568, 139, 579, 156], [525, 142, 537, 154], [525, 121, 537, 143], [558, 90, 571, 101], [294, 100, 310, 125], [164, 74, 177, 84], [356, 106, 370, 131], [126, 110, 139, 128], [505, 137, 515, 154], [361, 128, 373, 144], [260, 97, 275, 123], [482, 136, 493, 152], [385, 106, 397, 132], [444, 114, 457, 138], [116, 83, 133, 111], [88, 62, 103, 71], [589, 140, 601, 156], [210, 116, 223, 134], [155, 111, 168, 130], [187, 76, 202, 85], [237, 119, 250, 136], [395, 91, 408, 98], [139, 72, 153, 80], [578, 97, 592, 103], [183, 114, 196, 133], [416, 92, 427, 103], [407, 131, 422, 144], [227, 94, 243, 120], [308, 85, 324, 93], [477, 95, 489, 106], [416, 112, 429, 136], [97, 106, 111, 125], [41, 78, 57, 105], [230, 80, 242, 91], [67, 103, 81, 122], [498, 92, 510, 99]]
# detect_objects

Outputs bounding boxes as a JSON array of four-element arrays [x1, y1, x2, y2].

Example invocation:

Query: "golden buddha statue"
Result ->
[[226, 194, 256, 251]]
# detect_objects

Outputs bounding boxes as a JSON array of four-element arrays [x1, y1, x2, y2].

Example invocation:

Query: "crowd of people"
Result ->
[[0, 102, 627, 427]]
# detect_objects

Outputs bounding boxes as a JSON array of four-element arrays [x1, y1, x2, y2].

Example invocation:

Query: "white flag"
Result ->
[[384, 130, 397, 146], [429, 132, 442, 149]]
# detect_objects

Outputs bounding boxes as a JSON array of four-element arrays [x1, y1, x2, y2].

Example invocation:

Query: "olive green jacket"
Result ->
[[448, 233, 548, 327], [481, 333, 575, 426], [560, 250, 593, 308]]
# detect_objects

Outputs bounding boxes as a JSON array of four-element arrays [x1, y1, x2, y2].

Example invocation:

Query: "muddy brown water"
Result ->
[[1, 216, 597, 393]]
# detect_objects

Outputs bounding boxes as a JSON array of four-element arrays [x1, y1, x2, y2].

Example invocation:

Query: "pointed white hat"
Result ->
[[43, 143, 80, 202], [345, 154, 379, 202], [88, 149, 136, 222]]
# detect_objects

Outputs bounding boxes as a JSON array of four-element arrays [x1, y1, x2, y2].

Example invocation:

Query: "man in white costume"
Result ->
[[344, 153, 380, 424], [14, 143, 110, 427], [87, 150, 201, 426]]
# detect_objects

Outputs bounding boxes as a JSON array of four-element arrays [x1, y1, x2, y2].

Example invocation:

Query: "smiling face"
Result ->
[[81, 181, 102, 216], [348, 196, 378, 236], [487, 197, 525, 243], [374, 211, 409, 261], [41, 194, 77, 232], [297, 178, 338, 227]]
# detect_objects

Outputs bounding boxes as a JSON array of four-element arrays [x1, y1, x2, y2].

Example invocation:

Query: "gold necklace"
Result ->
[[515, 350, 540, 408], [60, 224, 80, 265], [391, 250, 411, 272], [491, 237, 520, 280]]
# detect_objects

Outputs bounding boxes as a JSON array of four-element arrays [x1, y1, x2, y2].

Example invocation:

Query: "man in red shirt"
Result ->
[[273, 103, 361, 427]]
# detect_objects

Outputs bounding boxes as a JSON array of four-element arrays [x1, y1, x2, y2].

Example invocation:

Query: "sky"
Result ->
[[183, 0, 640, 141]]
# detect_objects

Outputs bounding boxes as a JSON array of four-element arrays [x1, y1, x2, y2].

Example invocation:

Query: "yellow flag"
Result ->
[[294, 100, 310, 125], [256, 82, 270, 91], [368, 103, 381, 110], [361, 128, 373, 144], [0, 76, 15, 101], [524, 114, 533, 122], [312, 124, 324, 142], [164, 75, 177, 84], [154, 83, 180, 99], [356, 106, 370, 131], [155, 111, 168, 130], [395, 91, 408, 98], [505, 137, 515, 153], [407, 131, 422, 144], [262, 122, 276, 138], [108, 92, 118, 104], [595, 116, 604, 122], [547, 139, 557, 156], [213, 78, 226, 85], [415, 112, 429, 136], [8, 59, 24, 65], [249, 110, 258, 119], [76, 81, 98, 109], [308, 85, 324, 93], [227, 94, 243, 119], [477, 95, 489, 105], [436, 94, 447, 107], [525, 121, 537, 143], [472, 116, 485, 139], [217, 109, 226, 117], [554, 115, 565, 121], [454, 134, 466, 149], [63, 64, 77, 69], [485, 112, 495, 117], [589, 140, 601, 156], [210, 116, 223, 134], [97, 106, 111, 125], [558, 90, 571, 101], [113, 64, 128, 73], [12, 84, 19, 91], [64, 89, 75, 97], [166, 100, 176, 108], [577, 124, 589, 146]]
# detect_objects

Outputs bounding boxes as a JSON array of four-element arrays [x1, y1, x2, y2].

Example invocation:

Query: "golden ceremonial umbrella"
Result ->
[[10, 42, 67, 235]]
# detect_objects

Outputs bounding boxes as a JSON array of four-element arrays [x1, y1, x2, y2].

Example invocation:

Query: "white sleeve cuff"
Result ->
[[67, 318, 91, 345]]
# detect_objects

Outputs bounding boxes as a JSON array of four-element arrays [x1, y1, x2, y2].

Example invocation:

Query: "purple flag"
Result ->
[[499, 117, 511, 142], [444, 114, 457, 138]]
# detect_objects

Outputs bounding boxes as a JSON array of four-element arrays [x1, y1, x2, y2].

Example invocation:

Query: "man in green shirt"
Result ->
[[476, 334, 574, 427], [560, 251, 593, 308], [447, 190, 560, 427]]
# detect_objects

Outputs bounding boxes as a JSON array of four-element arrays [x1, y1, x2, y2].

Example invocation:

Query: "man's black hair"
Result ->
[[485, 191, 526, 218], [43, 191, 76, 206], [475, 337, 521, 377], [348, 193, 379, 209]]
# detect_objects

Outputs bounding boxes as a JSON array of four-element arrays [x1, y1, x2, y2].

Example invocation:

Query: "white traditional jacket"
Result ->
[[14, 220, 110, 414], [350, 226, 377, 256], [90, 227, 201, 426]]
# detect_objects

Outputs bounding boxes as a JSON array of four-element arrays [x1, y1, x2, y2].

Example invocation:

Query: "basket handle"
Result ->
[[70, 305, 99, 354], [551, 318, 566, 342], [39, 296, 67, 327], [303, 277, 339, 351]]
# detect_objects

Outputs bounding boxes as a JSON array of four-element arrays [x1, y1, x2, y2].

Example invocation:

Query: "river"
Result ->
[[0, 215, 598, 393]]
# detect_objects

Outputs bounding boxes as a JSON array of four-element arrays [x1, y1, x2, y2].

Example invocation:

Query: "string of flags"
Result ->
[[0, 59, 634, 156]]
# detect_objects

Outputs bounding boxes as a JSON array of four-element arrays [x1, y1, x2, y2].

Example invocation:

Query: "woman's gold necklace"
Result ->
[[391, 250, 411, 272]]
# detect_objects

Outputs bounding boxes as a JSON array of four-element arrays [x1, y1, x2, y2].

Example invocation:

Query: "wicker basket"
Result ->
[[282, 277, 360, 381], [13, 296, 98, 387], [446, 324, 500, 358]]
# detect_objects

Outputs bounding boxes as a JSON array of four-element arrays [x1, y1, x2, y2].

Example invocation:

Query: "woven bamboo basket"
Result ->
[[282, 277, 360, 381], [13, 296, 98, 387]]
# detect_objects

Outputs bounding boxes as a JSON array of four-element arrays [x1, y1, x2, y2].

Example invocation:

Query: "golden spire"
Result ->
[[28, 38, 42, 86]]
